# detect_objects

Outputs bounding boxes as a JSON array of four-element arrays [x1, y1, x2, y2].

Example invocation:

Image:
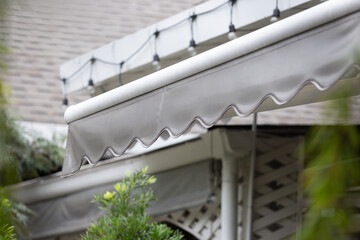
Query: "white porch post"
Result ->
[[213, 129, 254, 240], [221, 156, 239, 240]]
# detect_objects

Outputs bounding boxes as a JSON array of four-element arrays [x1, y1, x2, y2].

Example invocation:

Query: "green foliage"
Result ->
[[0, 224, 15, 240], [0, 191, 34, 239], [0, 50, 64, 183], [16, 132, 65, 181], [0, 110, 65, 183], [0, 44, 19, 185], [1, 78, 65, 183], [0, 197, 15, 240], [0, 79, 64, 183], [82, 167, 183, 240], [300, 86, 360, 239]]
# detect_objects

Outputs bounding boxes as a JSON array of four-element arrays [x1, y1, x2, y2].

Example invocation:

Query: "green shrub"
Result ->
[[0, 113, 65, 183], [0, 224, 15, 240], [300, 86, 360, 239], [16, 132, 65, 181], [82, 167, 183, 240], [0, 197, 15, 240], [0, 191, 34, 239]]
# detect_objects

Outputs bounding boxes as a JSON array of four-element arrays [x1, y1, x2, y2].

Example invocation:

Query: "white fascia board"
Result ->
[[64, 0, 360, 124], [60, 0, 312, 94]]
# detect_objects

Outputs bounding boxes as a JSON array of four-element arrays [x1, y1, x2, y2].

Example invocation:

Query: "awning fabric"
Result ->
[[63, 0, 360, 176], [26, 161, 212, 239]]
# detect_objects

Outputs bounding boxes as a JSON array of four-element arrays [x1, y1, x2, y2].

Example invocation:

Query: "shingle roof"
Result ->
[[2, 0, 204, 123]]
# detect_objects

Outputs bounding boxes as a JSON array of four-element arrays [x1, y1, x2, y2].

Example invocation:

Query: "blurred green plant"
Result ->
[[0, 69, 64, 182], [0, 111, 65, 183], [300, 84, 360, 239], [21, 133, 65, 180], [0, 197, 15, 240], [82, 167, 183, 240], [1, 69, 60, 238], [0, 2, 18, 186], [0, 189, 34, 239], [12, 130, 65, 181], [0, 224, 15, 240]]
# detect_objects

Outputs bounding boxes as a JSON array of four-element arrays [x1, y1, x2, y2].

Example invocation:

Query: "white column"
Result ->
[[221, 156, 239, 240]]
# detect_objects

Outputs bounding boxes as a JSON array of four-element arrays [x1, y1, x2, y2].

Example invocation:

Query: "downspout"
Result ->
[[244, 113, 257, 240], [221, 155, 239, 240]]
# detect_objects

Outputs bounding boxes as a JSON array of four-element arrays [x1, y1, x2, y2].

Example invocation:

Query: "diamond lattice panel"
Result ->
[[252, 135, 302, 240], [156, 134, 302, 240], [156, 178, 223, 239]]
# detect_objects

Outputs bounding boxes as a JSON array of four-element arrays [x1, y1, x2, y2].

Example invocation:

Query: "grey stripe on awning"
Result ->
[[26, 161, 212, 239], [63, 9, 360, 176]]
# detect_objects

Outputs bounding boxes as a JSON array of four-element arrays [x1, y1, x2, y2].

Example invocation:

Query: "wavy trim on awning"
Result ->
[[62, 6, 360, 177]]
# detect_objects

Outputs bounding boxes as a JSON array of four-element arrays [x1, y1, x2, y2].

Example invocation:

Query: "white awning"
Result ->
[[63, 0, 360, 176], [25, 161, 212, 239]]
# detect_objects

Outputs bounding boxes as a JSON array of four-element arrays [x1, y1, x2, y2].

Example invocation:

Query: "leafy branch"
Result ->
[[82, 167, 183, 240]]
